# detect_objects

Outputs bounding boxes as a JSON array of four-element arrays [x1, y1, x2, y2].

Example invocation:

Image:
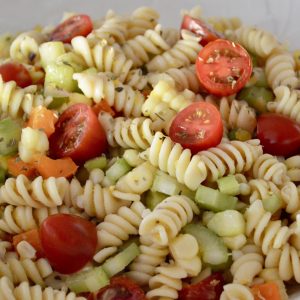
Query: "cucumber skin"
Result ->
[[0, 118, 21, 156], [105, 158, 132, 184], [183, 224, 229, 266]]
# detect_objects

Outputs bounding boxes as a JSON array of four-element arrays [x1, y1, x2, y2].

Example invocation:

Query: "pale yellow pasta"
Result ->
[[245, 199, 291, 254], [285, 155, 300, 181], [73, 72, 144, 117], [0, 175, 68, 208], [220, 283, 254, 300]]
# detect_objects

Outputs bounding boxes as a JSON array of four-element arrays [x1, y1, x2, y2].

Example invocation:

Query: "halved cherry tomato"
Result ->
[[181, 15, 223, 46], [88, 276, 146, 300], [40, 214, 97, 274], [257, 113, 300, 157], [50, 15, 93, 43], [0, 62, 32, 88], [196, 39, 252, 96], [178, 272, 224, 300], [49, 103, 108, 164], [13, 229, 45, 258], [169, 102, 223, 154]]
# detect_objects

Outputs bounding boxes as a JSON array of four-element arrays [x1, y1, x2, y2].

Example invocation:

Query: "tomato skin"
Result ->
[[196, 39, 252, 96], [40, 214, 97, 274], [88, 276, 146, 300], [181, 15, 222, 46], [169, 102, 223, 154], [50, 15, 93, 43], [257, 113, 300, 157], [0, 62, 32, 88], [178, 273, 224, 300], [49, 103, 108, 164]]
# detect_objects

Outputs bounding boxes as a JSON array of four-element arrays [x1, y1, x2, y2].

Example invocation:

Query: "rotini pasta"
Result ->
[[122, 24, 170, 68], [146, 30, 202, 72], [0, 175, 68, 208], [220, 283, 254, 300], [146, 131, 208, 190], [245, 199, 291, 254], [73, 72, 145, 117], [285, 155, 300, 181], [208, 16, 242, 34], [267, 85, 300, 124], [139, 195, 199, 246], [234, 26, 279, 58], [265, 50, 299, 89]]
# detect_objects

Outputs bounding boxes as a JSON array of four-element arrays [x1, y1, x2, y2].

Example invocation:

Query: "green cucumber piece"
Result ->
[[228, 128, 252, 141], [47, 97, 68, 109], [0, 118, 21, 155], [105, 158, 131, 184], [183, 224, 229, 265], [195, 185, 237, 212], [237, 86, 274, 114], [56, 52, 86, 73], [0, 166, 6, 185], [207, 210, 245, 237], [45, 62, 77, 92], [84, 156, 107, 172], [39, 41, 65, 69], [217, 175, 240, 196], [66, 266, 109, 293], [144, 190, 166, 210], [262, 194, 283, 214], [206, 255, 233, 271], [76, 166, 90, 185], [102, 243, 140, 278], [246, 67, 268, 88]]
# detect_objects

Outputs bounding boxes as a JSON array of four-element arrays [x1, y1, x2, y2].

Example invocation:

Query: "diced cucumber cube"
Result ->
[[207, 210, 245, 237], [66, 266, 109, 293], [0, 166, 6, 185], [84, 156, 107, 172], [56, 52, 86, 73], [262, 194, 283, 214], [0, 118, 21, 156], [144, 190, 166, 210], [39, 41, 65, 68], [105, 158, 131, 184], [217, 175, 240, 195], [184, 224, 229, 265], [195, 185, 237, 212], [102, 243, 140, 278]]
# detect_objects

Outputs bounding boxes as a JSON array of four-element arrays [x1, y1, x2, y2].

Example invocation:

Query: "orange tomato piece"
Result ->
[[251, 282, 281, 300], [27, 106, 58, 137], [33, 155, 78, 178], [92, 100, 115, 116], [7, 156, 37, 179], [13, 229, 45, 258]]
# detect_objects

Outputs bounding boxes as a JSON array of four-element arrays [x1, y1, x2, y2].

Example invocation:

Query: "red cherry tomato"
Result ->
[[0, 62, 32, 88], [257, 113, 300, 157], [169, 102, 223, 154], [179, 272, 224, 300], [50, 15, 93, 43], [40, 214, 97, 274], [196, 39, 252, 96], [181, 15, 223, 46], [49, 103, 108, 164], [88, 276, 146, 300]]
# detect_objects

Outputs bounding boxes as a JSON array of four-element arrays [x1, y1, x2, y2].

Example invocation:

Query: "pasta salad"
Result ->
[[0, 5, 299, 300]]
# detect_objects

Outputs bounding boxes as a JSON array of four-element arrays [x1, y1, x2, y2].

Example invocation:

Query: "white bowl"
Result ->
[[1, 0, 299, 298]]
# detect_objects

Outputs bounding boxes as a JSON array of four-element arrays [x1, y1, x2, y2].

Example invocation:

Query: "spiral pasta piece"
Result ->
[[124, 69, 148, 90], [265, 50, 299, 89], [64, 178, 130, 220], [161, 28, 180, 47], [147, 65, 201, 93], [267, 85, 300, 124], [147, 132, 208, 190], [103, 116, 155, 149], [220, 283, 254, 300], [0, 76, 52, 118], [88, 15, 128, 44], [127, 7, 160, 38], [265, 244, 300, 283], [285, 155, 300, 181], [245, 199, 291, 254], [208, 16, 242, 34], [0, 175, 68, 208], [0, 240, 12, 260], [146, 262, 187, 299], [71, 37, 133, 81], [280, 181, 300, 213], [0, 256, 52, 285], [122, 24, 170, 68], [0, 205, 85, 234], [73, 72, 144, 117], [146, 30, 202, 72], [234, 26, 279, 58], [139, 195, 199, 246], [0, 276, 15, 300], [96, 201, 146, 249], [198, 139, 262, 182], [128, 236, 169, 286], [10, 31, 45, 64], [251, 153, 289, 185]]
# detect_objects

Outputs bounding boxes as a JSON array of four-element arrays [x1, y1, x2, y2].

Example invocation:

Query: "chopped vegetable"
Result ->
[[7, 156, 37, 179]]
